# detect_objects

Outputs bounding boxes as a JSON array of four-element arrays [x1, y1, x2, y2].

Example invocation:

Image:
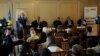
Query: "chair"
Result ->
[[61, 42, 69, 52], [55, 37, 63, 47], [54, 33, 63, 38], [51, 51, 66, 56]]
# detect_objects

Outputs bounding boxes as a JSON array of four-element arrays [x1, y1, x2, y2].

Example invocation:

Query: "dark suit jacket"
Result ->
[[53, 20, 62, 28], [18, 16, 27, 28], [77, 19, 86, 26], [31, 20, 41, 28], [0, 19, 7, 30], [0, 35, 24, 56], [39, 32, 47, 43], [64, 20, 74, 28]]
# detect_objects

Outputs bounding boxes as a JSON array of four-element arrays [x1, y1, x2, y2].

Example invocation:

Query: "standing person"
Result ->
[[18, 13, 29, 35], [2, 28, 14, 56], [2, 17, 8, 30], [64, 16, 74, 28], [18, 13, 28, 28], [53, 17, 62, 28], [39, 48, 51, 56], [0, 28, 25, 56], [77, 18, 87, 26]]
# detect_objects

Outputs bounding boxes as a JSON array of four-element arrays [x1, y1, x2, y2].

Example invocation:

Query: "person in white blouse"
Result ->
[[27, 29, 39, 42]]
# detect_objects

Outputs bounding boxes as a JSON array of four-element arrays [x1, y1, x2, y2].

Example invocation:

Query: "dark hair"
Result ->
[[39, 48, 51, 56], [34, 28, 40, 33], [47, 36, 55, 45], [0, 37, 3, 44], [41, 21, 48, 27], [39, 32, 47, 43], [47, 31, 54, 37], [87, 26, 92, 32], [20, 42, 30, 54]]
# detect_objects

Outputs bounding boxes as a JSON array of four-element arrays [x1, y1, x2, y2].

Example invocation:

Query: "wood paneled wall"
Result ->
[[0, 0, 99, 26]]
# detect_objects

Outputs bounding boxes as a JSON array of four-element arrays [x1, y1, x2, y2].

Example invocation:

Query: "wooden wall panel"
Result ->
[[0, 0, 100, 26]]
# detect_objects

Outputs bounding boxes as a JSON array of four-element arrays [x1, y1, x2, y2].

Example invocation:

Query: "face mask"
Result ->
[[31, 33, 34, 37], [6, 32, 10, 36]]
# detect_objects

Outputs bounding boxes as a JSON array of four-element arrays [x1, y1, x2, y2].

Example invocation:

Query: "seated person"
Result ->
[[27, 29, 40, 42], [71, 44, 83, 56], [47, 36, 63, 52], [87, 41, 100, 56], [77, 18, 87, 26], [56, 25, 64, 32], [31, 16, 41, 29], [42, 27, 49, 34], [41, 32, 54, 48], [56, 25, 68, 39], [20, 40, 39, 56], [38, 31, 47, 43], [64, 16, 74, 28], [40, 21, 48, 29], [39, 48, 51, 56], [53, 17, 62, 28], [41, 32, 63, 52], [86, 26, 92, 36], [65, 27, 73, 36]]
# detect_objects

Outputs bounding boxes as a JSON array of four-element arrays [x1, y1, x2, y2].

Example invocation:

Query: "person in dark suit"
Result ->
[[0, 28, 25, 56], [64, 16, 74, 28], [56, 25, 68, 39], [40, 21, 48, 29], [77, 18, 87, 26], [0, 17, 8, 30], [31, 16, 41, 29], [39, 48, 51, 56], [53, 17, 62, 28], [18, 13, 28, 28], [39, 32, 47, 43], [18, 13, 29, 35]]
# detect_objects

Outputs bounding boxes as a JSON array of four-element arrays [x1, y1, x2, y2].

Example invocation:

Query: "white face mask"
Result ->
[[31, 34, 34, 37], [6, 31, 11, 36]]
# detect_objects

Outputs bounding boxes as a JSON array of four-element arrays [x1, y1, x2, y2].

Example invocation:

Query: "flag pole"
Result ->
[[11, 0, 13, 26]]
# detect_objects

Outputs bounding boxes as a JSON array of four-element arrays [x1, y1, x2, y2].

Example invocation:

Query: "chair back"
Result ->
[[51, 51, 66, 56], [61, 42, 69, 51], [55, 37, 63, 46]]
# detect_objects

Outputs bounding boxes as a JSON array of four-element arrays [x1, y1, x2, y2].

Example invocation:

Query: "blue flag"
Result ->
[[16, 19, 20, 30], [8, 9, 12, 20], [7, 9, 13, 26]]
